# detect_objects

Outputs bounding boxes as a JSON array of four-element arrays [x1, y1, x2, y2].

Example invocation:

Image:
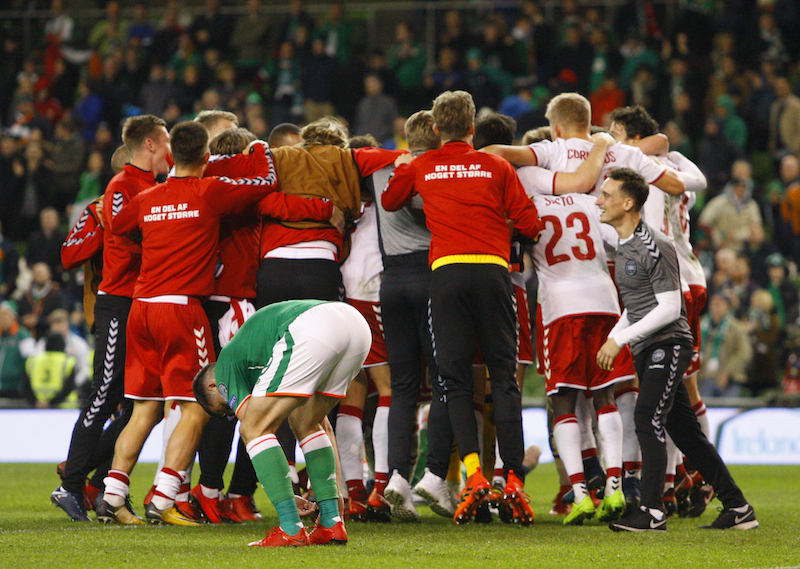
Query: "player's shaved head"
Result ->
[[110, 145, 130, 173], [193, 363, 230, 416]]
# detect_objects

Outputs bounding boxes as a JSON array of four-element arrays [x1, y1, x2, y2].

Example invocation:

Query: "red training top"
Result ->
[[98, 165, 156, 297], [381, 141, 542, 265], [62, 199, 103, 270], [113, 144, 278, 299]]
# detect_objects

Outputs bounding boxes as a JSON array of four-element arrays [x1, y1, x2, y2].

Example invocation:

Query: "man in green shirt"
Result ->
[[193, 299, 370, 547]]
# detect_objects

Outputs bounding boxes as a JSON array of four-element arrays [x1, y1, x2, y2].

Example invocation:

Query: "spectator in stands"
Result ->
[[745, 289, 781, 396], [699, 293, 753, 398], [35, 308, 90, 402], [0, 302, 29, 400], [590, 74, 626, 127], [13, 142, 52, 240], [0, 135, 22, 240], [47, 118, 85, 213], [139, 63, 171, 117], [618, 32, 659, 92], [315, 1, 354, 67], [388, 22, 426, 111], [354, 74, 397, 145], [425, 47, 464, 99], [230, 0, 270, 81], [0, 221, 19, 302], [88, 0, 129, 59], [302, 38, 339, 123], [127, 3, 155, 48], [743, 58, 777, 151], [279, 0, 315, 46], [714, 94, 748, 153], [24, 331, 76, 408], [587, 28, 621, 96], [437, 9, 471, 64], [463, 48, 502, 111], [555, 23, 591, 95], [266, 40, 303, 127], [190, 0, 232, 52], [17, 262, 66, 340], [26, 207, 66, 281], [73, 80, 104, 143], [696, 117, 740, 199], [765, 252, 799, 327], [699, 159, 764, 252], [769, 76, 800, 162]]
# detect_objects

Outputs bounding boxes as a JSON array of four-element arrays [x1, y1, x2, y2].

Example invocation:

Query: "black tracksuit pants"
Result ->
[[61, 294, 132, 494], [428, 263, 524, 477], [634, 340, 747, 511], [381, 257, 452, 480]]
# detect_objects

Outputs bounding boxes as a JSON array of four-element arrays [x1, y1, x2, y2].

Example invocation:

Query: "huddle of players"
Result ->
[[51, 90, 750, 536]]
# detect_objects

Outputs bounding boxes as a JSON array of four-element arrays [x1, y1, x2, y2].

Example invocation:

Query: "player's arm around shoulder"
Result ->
[[500, 158, 543, 239], [480, 144, 538, 166], [381, 154, 417, 211], [553, 132, 614, 195]]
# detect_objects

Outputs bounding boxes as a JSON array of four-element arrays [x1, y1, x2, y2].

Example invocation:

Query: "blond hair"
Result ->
[[521, 126, 552, 145], [209, 127, 257, 155], [194, 110, 239, 130], [545, 93, 591, 130], [301, 117, 349, 148], [432, 90, 475, 141], [405, 110, 439, 154]]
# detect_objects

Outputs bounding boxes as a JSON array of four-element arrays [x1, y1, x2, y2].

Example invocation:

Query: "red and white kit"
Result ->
[[665, 151, 708, 377], [113, 143, 278, 400], [529, 138, 667, 197], [528, 193, 634, 394], [340, 202, 386, 366]]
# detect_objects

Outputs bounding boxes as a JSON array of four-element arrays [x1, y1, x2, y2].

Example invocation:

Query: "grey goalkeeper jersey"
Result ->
[[372, 165, 432, 259], [615, 221, 693, 356]]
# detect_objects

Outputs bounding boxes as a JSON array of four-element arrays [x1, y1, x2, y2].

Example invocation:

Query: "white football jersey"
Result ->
[[531, 193, 620, 326], [530, 138, 667, 197], [517, 165, 557, 196], [340, 202, 384, 302]]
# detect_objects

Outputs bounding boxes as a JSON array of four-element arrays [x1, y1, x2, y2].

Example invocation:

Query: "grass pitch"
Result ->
[[1, 462, 798, 569]]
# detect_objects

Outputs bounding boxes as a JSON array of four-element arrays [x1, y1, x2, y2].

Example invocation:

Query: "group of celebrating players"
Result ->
[[49, 87, 758, 547]]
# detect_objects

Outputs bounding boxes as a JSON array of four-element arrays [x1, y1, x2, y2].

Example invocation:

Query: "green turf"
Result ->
[[1, 463, 798, 569]]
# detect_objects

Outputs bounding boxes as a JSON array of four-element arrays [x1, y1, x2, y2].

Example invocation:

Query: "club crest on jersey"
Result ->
[[625, 260, 637, 276], [218, 383, 228, 401], [652, 349, 665, 363]]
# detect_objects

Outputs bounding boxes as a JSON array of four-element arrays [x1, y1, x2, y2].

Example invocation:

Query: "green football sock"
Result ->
[[249, 439, 302, 536], [304, 445, 340, 528]]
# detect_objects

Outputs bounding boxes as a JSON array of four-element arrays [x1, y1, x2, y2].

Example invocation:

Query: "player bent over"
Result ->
[[193, 300, 371, 546]]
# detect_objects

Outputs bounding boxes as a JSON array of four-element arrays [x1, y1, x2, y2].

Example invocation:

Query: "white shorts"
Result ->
[[252, 302, 372, 399]]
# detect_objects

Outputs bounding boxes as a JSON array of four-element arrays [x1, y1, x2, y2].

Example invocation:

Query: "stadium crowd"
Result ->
[[0, 0, 784, 543]]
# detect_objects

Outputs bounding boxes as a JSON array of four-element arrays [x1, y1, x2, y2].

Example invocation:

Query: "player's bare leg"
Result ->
[[98, 400, 163, 524]]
